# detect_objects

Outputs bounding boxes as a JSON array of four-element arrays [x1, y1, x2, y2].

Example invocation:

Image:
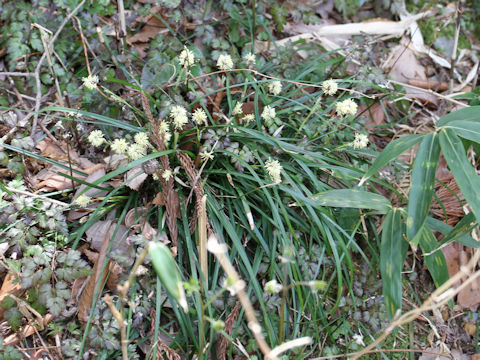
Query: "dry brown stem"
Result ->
[[141, 93, 179, 246]]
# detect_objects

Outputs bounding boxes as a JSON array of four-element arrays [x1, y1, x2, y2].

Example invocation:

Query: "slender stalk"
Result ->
[[278, 264, 288, 344]]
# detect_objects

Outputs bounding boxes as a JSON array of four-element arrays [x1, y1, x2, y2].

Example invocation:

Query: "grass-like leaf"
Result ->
[[439, 128, 480, 224], [360, 134, 424, 184], [406, 133, 440, 246], [311, 189, 391, 213], [380, 209, 408, 319]]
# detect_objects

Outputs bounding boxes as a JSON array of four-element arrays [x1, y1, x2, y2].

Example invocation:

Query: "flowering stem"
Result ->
[[296, 93, 324, 136], [172, 131, 179, 150], [278, 263, 288, 344]]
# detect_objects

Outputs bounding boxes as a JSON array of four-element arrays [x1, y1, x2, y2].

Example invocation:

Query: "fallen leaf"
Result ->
[[385, 44, 438, 106], [125, 166, 148, 191], [457, 249, 480, 311], [0, 273, 22, 319], [418, 347, 470, 360], [68, 167, 108, 221], [34, 163, 105, 192], [4, 314, 54, 346], [85, 219, 130, 256], [78, 231, 111, 322]]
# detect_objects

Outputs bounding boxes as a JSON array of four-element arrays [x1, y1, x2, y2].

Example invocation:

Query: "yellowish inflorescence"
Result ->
[[88, 130, 105, 147], [265, 158, 282, 184], [322, 79, 338, 96], [351, 133, 369, 149], [217, 54, 234, 71], [82, 74, 99, 90], [170, 105, 189, 130], [178, 46, 195, 68], [336, 99, 358, 117], [268, 80, 282, 96]]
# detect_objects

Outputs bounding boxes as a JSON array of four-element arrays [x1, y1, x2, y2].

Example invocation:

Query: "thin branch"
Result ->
[[4, 186, 70, 207], [31, 0, 87, 139]]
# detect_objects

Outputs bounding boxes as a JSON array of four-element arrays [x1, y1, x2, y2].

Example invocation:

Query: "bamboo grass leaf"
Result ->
[[406, 133, 440, 246], [442, 120, 480, 143], [439, 128, 480, 224], [380, 209, 408, 319], [436, 106, 480, 127], [311, 189, 391, 213], [418, 225, 449, 288], [360, 134, 424, 184]]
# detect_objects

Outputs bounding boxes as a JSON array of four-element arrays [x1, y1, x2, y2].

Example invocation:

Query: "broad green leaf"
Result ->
[[436, 106, 480, 127], [406, 133, 440, 246], [442, 120, 480, 143], [380, 209, 408, 319], [311, 189, 391, 213], [439, 128, 480, 224], [361, 134, 424, 183], [418, 226, 449, 288]]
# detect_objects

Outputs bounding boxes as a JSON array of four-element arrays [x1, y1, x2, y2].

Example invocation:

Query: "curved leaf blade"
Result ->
[[436, 106, 480, 127], [443, 120, 480, 144], [406, 133, 440, 246], [380, 209, 408, 319], [311, 189, 391, 213], [418, 226, 449, 288], [361, 134, 424, 183], [439, 128, 480, 224]]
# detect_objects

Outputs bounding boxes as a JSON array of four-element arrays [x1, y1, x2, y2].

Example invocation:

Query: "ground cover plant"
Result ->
[[0, 0, 479, 359]]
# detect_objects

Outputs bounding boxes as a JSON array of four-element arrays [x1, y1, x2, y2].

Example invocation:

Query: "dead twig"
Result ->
[[31, 0, 87, 139]]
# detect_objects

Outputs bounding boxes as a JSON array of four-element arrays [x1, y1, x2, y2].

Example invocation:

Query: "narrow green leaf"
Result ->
[[426, 215, 480, 249], [41, 106, 143, 132], [380, 209, 408, 319], [439, 128, 480, 224], [436, 106, 480, 127], [361, 134, 424, 183], [406, 133, 440, 246], [418, 226, 449, 288], [311, 189, 391, 213], [443, 120, 480, 143]]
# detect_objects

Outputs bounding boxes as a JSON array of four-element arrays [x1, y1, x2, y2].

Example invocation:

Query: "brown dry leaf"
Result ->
[[418, 347, 470, 360], [124, 206, 160, 240], [85, 219, 130, 254], [216, 302, 241, 360], [152, 192, 165, 206], [442, 244, 480, 311], [71, 277, 87, 303], [457, 250, 480, 311], [361, 102, 386, 127], [106, 262, 124, 291], [68, 167, 108, 221], [4, 314, 54, 346], [127, 11, 167, 57], [472, 354, 480, 360], [0, 273, 22, 319], [78, 231, 111, 322], [124, 206, 150, 228], [125, 166, 148, 191], [36, 138, 94, 169], [34, 163, 105, 192], [385, 45, 438, 106], [442, 243, 463, 287]]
